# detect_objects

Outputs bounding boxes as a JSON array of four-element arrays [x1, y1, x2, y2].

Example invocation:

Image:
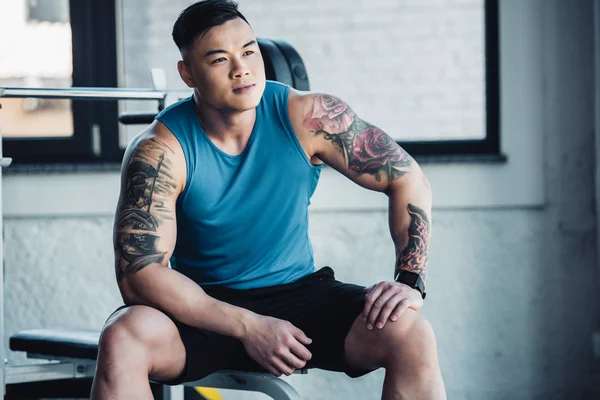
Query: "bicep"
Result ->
[[297, 93, 418, 192], [113, 136, 182, 292]]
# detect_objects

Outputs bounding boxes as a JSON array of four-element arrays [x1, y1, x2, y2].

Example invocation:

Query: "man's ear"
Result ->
[[177, 60, 194, 88]]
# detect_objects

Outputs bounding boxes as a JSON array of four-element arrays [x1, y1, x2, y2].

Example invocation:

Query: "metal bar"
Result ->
[[11, 355, 304, 399], [0, 87, 166, 101], [5, 362, 95, 384], [26, 353, 96, 366], [0, 125, 5, 396], [162, 384, 185, 400], [118, 112, 158, 125]]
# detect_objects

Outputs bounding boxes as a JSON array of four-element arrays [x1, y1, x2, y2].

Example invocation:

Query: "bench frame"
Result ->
[[5, 351, 304, 399]]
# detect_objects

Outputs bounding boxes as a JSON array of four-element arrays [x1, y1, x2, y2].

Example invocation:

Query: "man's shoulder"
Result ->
[[126, 121, 181, 155], [120, 122, 187, 189], [284, 87, 315, 133]]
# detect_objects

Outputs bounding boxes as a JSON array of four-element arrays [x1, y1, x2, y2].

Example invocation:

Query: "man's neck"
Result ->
[[193, 94, 256, 142]]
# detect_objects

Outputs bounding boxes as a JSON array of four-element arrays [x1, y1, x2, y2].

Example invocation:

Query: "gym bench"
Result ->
[[7, 328, 304, 399]]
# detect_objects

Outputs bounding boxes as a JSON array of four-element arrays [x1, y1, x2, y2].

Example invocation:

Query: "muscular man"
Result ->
[[90, 1, 446, 399]]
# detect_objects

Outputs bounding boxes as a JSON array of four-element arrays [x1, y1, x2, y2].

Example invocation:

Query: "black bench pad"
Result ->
[[10, 329, 100, 361]]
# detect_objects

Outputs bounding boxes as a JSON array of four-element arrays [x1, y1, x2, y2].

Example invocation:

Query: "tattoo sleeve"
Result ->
[[304, 94, 431, 282], [114, 139, 178, 281], [395, 203, 431, 282], [304, 94, 415, 184]]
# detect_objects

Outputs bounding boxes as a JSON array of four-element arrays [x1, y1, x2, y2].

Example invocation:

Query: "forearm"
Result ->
[[119, 264, 256, 339], [387, 171, 432, 282]]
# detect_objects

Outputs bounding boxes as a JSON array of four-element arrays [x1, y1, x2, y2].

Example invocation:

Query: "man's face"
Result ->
[[179, 18, 266, 112]]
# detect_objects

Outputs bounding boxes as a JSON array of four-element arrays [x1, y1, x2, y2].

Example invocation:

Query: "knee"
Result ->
[[383, 310, 438, 370], [99, 319, 137, 354], [97, 307, 158, 369], [98, 320, 145, 368]]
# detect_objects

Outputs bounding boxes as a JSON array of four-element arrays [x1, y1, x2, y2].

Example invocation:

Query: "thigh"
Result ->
[[105, 305, 258, 385], [175, 322, 265, 383], [271, 267, 372, 377], [199, 267, 370, 376]]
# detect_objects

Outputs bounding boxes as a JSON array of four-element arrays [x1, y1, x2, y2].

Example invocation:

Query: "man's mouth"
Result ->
[[233, 84, 255, 94]]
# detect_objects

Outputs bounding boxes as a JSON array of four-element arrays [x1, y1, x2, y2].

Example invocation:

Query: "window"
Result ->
[[0, 0, 73, 139], [397, 0, 500, 159], [0, 0, 500, 165], [0, 0, 121, 164]]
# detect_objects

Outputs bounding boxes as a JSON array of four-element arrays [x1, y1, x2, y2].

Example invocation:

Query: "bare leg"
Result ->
[[90, 305, 187, 400], [344, 308, 446, 400]]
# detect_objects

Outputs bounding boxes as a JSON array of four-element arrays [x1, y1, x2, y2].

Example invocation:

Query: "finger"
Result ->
[[292, 327, 313, 346], [289, 339, 312, 361], [282, 350, 308, 370], [389, 299, 410, 322], [363, 284, 375, 293], [366, 286, 397, 330], [375, 294, 404, 329], [363, 283, 385, 320], [271, 357, 295, 376], [264, 361, 282, 377]]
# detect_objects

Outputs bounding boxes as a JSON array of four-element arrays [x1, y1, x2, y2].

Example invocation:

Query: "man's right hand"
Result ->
[[241, 314, 312, 376]]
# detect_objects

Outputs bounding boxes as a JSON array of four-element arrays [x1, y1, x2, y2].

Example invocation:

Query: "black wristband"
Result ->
[[395, 270, 426, 299]]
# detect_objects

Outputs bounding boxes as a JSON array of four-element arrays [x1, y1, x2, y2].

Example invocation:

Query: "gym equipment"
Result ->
[[8, 328, 304, 399], [0, 38, 310, 399]]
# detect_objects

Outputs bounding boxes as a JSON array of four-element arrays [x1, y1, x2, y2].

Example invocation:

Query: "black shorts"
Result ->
[[108, 266, 372, 385]]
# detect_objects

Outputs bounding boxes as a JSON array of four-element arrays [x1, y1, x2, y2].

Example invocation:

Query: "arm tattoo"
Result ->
[[395, 204, 430, 281], [304, 94, 414, 182], [114, 139, 177, 281]]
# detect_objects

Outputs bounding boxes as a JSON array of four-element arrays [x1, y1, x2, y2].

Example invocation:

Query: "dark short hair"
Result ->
[[172, 0, 250, 57]]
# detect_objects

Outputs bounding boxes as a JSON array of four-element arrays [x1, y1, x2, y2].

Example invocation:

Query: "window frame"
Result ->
[[2, 0, 121, 164], [400, 0, 501, 159]]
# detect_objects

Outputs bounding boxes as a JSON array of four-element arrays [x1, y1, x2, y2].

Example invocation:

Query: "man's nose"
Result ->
[[231, 57, 251, 78]]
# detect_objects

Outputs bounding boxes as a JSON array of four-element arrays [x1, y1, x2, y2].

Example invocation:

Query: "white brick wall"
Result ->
[[121, 0, 485, 142]]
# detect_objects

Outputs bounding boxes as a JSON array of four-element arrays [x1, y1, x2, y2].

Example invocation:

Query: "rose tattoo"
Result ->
[[305, 94, 413, 182], [304, 94, 355, 134], [350, 126, 409, 175]]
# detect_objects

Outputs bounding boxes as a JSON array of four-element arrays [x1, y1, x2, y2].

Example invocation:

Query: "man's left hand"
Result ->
[[363, 281, 424, 330]]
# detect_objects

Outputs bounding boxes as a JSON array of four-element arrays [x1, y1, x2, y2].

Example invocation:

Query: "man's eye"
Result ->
[[212, 57, 226, 64], [243, 50, 254, 56]]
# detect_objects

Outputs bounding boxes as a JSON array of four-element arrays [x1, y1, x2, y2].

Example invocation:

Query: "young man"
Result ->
[[90, 1, 446, 399]]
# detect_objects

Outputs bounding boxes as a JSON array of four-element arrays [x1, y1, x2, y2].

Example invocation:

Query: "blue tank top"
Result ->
[[156, 81, 322, 289]]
